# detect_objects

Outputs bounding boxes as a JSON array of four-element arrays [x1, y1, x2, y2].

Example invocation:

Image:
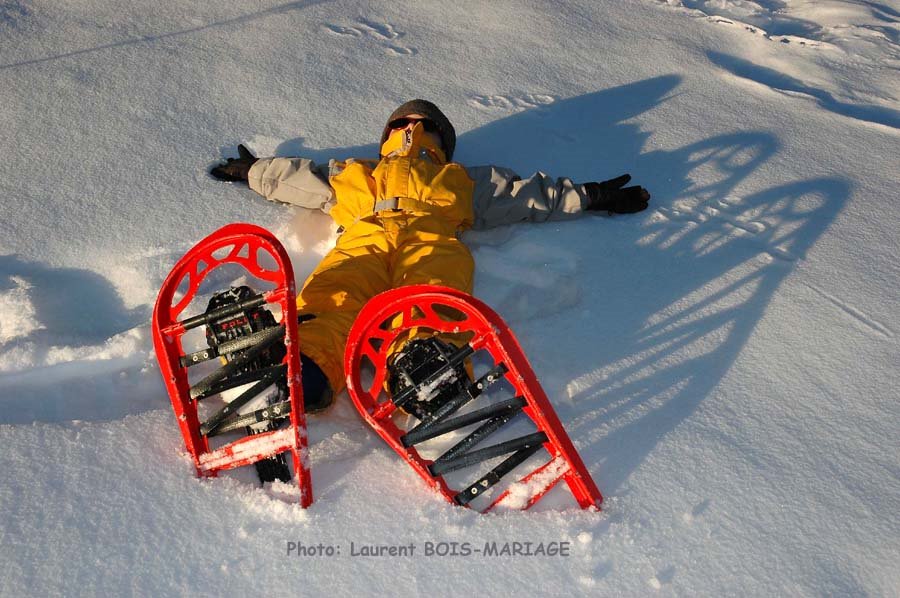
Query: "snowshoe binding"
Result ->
[[203, 285, 291, 483], [387, 337, 472, 421]]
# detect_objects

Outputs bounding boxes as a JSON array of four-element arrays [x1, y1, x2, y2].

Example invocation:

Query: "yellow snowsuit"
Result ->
[[247, 123, 591, 391], [292, 124, 475, 390]]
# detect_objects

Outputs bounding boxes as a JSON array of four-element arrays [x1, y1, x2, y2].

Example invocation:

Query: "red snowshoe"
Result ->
[[152, 223, 312, 506], [344, 285, 602, 512]]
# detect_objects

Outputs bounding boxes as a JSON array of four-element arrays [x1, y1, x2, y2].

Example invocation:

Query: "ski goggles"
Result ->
[[387, 117, 439, 133]]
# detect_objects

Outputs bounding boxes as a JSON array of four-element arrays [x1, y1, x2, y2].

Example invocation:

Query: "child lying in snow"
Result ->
[[210, 99, 650, 412]]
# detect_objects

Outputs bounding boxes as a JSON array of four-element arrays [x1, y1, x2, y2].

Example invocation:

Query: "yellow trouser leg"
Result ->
[[387, 228, 476, 356], [391, 229, 474, 292], [296, 228, 392, 391]]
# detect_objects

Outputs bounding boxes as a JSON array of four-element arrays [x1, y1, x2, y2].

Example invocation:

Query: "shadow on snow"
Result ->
[[6, 77, 850, 500], [264, 76, 850, 496]]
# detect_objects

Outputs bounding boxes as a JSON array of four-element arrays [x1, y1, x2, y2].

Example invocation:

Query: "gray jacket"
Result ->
[[247, 157, 589, 230]]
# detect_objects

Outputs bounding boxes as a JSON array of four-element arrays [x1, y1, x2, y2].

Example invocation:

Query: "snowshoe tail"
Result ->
[[344, 285, 602, 512], [152, 223, 312, 506]]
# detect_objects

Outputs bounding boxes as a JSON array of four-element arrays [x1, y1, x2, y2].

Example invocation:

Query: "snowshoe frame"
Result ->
[[152, 223, 312, 506], [344, 285, 602, 512]]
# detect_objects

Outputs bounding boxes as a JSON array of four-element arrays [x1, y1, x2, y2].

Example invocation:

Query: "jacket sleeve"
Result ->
[[467, 165, 590, 230], [247, 157, 334, 213]]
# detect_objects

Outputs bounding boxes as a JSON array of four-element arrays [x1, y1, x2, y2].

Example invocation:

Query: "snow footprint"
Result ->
[[323, 19, 416, 56], [469, 93, 556, 112], [653, 0, 828, 47]]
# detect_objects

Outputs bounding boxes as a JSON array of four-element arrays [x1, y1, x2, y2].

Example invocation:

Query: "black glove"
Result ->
[[210, 144, 258, 182], [584, 174, 650, 214]]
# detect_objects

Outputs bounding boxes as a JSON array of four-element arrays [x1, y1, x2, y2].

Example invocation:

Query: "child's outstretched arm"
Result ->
[[210, 145, 334, 213], [468, 166, 650, 230], [247, 157, 334, 213]]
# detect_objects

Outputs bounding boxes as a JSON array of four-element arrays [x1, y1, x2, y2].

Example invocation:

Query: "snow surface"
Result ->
[[2, 0, 899, 595]]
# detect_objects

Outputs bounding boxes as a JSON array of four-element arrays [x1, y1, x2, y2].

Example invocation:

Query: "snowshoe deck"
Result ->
[[152, 223, 312, 506], [344, 285, 602, 512]]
